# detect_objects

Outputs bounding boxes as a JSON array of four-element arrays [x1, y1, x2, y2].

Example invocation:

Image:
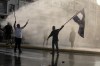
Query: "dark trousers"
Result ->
[[14, 37, 22, 52], [52, 41, 59, 54]]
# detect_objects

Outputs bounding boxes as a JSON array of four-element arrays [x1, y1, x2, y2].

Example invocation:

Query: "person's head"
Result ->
[[52, 26, 55, 30], [17, 24, 20, 28]]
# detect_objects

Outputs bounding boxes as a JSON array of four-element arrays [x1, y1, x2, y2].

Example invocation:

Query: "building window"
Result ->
[[0, 2, 7, 14], [9, 4, 15, 12]]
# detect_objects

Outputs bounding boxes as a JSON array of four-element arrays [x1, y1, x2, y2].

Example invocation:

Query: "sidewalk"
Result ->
[[0, 43, 100, 55]]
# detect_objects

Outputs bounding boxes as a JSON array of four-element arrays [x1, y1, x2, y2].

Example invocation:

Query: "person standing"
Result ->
[[47, 25, 64, 54], [3, 22, 13, 46], [69, 27, 76, 48], [13, 20, 29, 53], [0, 24, 3, 42]]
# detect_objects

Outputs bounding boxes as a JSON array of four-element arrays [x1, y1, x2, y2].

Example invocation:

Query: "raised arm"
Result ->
[[14, 21, 16, 29], [21, 19, 29, 29], [59, 25, 64, 31]]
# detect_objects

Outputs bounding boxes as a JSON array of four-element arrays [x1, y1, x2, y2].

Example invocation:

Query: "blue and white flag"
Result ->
[[73, 9, 85, 38]]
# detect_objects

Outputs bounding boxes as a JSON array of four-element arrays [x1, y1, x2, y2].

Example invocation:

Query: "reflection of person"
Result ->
[[14, 20, 29, 53], [4, 54, 12, 66], [14, 56, 21, 66], [50, 53, 59, 66], [3, 22, 13, 45], [47, 25, 64, 54], [69, 53, 74, 66], [69, 27, 76, 48]]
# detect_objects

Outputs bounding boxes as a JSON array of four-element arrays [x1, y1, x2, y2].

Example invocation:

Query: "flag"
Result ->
[[73, 9, 85, 38]]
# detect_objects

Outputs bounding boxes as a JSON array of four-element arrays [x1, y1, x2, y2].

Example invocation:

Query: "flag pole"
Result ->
[[14, 9, 16, 21], [12, 5, 16, 21], [63, 8, 83, 26], [63, 15, 75, 26]]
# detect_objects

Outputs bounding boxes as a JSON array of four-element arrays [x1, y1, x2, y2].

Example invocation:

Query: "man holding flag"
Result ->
[[47, 8, 85, 52], [47, 25, 64, 55], [64, 8, 85, 38]]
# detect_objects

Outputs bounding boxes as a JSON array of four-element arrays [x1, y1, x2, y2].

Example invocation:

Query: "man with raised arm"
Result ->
[[14, 20, 29, 53], [47, 25, 64, 55]]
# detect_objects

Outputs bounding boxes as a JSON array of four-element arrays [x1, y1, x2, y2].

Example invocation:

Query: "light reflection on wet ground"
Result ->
[[0, 48, 100, 66]]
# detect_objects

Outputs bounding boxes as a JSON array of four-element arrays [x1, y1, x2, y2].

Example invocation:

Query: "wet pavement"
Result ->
[[0, 47, 100, 66]]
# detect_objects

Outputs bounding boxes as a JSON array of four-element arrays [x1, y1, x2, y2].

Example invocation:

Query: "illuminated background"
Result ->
[[1, 0, 100, 49]]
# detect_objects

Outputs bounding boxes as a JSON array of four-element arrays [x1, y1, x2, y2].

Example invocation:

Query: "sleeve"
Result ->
[[47, 31, 53, 39], [58, 25, 64, 32]]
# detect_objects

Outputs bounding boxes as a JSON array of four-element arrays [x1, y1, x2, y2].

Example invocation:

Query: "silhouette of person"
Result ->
[[69, 27, 76, 48], [3, 22, 13, 46], [47, 25, 64, 54], [14, 20, 29, 53], [0, 24, 3, 42]]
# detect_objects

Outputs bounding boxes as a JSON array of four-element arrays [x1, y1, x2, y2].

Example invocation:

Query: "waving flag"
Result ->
[[73, 9, 85, 38]]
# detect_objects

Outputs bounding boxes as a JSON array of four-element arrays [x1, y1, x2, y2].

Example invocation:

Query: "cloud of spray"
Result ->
[[2, 0, 99, 48]]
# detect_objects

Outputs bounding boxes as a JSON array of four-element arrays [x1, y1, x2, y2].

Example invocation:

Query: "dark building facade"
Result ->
[[0, 0, 35, 19], [0, 0, 8, 19]]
